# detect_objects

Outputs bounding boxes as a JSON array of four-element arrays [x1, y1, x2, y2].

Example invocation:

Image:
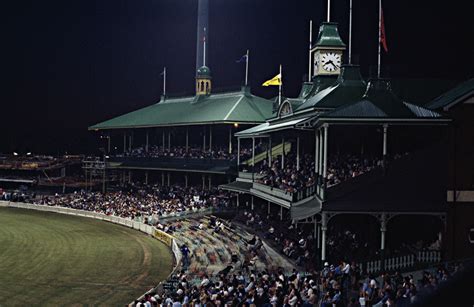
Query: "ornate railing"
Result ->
[[359, 250, 442, 275]]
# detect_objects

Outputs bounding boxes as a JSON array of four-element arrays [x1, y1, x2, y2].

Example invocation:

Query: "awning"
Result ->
[[219, 181, 252, 193], [290, 197, 322, 221], [236, 117, 310, 137]]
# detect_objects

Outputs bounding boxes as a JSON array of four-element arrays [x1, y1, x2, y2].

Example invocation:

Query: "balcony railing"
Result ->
[[108, 156, 235, 171], [359, 250, 442, 275], [252, 182, 317, 202], [238, 172, 264, 181]]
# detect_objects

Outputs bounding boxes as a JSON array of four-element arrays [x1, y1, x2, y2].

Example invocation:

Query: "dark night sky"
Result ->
[[1, 0, 472, 155]]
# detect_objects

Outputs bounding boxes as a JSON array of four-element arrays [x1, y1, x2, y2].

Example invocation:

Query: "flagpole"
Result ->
[[349, 0, 353, 64], [163, 67, 166, 96], [377, 0, 382, 78], [308, 20, 312, 82], [245, 49, 249, 86], [327, 0, 330, 22], [278, 64, 282, 107]]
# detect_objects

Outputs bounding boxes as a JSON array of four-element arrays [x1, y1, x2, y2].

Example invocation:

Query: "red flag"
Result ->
[[380, 8, 388, 52]]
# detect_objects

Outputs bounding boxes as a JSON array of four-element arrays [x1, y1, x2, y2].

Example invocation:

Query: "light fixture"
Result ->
[[233, 123, 239, 128], [13, 152, 18, 156], [26, 152, 32, 156]]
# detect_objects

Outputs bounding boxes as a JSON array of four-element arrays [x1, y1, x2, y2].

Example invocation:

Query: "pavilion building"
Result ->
[[89, 63, 274, 189], [221, 22, 453, 272], [87, 13, 473, 272], [425, 78, 474, 260]]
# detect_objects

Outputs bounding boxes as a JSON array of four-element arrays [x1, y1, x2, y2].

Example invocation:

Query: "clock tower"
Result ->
[[311, 22, 346, 77]]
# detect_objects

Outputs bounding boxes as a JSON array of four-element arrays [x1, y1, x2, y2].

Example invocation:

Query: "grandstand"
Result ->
[[1, 2, 473, 305]]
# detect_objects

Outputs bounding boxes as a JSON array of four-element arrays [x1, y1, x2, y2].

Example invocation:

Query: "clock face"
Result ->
[[314, 53, 320, 72], [321, 52, 341, 72]]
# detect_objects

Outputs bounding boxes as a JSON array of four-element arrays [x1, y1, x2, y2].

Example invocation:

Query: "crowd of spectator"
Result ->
[[113, 142, 273, 170], [252, 151, 386, 193], [234, 209, 316, 272], [120, 145, 237, 160], [256, 154, 316, 194], [135, 252, 466, 306], [326, 154, 383, 187], [251, 150, 411, 191], [117, 143, 268, 162], [30, 184, 230, 222]]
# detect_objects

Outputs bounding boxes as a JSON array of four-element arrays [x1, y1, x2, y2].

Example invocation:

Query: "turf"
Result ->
[[0, 207, 173, 305]]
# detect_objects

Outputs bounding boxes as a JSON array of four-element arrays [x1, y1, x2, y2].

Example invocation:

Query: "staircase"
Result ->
[[241, 142, 292, 165]]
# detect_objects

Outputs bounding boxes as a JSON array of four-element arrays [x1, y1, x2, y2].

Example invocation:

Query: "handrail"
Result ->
[[241, 142, 292, 166], [252, 182, 317, 202], [238, 172, 264, 180], [359, 250, 444, 275]]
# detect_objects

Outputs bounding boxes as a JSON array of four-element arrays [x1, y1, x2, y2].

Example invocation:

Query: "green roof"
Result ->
[[197, 65, 211, 78], [389, 79, 459, 106], [89, 87, 273, 130], [319, 79, 445, 121], [297, 65, 366, 111], [313, 22, 346, 48], [306, 75, 338, 98], [298, 82, 314, 99], [425, 78, 474, 110], [235, 116, 310, 137]]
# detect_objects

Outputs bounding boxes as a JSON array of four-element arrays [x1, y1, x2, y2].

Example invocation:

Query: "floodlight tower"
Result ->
[[196, 0, 209, 73]]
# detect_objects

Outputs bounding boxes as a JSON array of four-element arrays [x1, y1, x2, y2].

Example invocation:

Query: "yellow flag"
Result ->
[[262, 73, 282, 86]]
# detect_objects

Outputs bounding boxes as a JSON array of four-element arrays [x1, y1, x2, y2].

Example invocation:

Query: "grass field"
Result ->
[[0, 207, 173, 305]]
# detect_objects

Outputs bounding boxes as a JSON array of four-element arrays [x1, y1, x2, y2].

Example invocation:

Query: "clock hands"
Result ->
[[324, 60, 338, 70], [326, 60, 335, 67]]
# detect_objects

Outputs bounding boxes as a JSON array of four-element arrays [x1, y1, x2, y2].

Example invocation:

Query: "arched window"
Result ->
[[278, 101, 293, 117], [201, 81, 204, 92], [205, 82, 209, 93]]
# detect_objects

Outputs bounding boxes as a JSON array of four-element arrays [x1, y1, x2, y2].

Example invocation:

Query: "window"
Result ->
[[278, 101, 292, 117], [201, 81, 204, 92], [205, 82, 209, 93], [469, 227, 474, 244]]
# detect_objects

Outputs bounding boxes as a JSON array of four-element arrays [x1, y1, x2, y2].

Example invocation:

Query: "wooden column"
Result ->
[[168, 130, 171, 151], [268, 136, 272, 166], [281, 137, 285, 169], [203, 127, 206, 151], [296, 136, 300, 171], [123, 132, 127, 153], [228, 126, 232, 154], [321, 212, 328, 262], [383, 124, 388, 157], [237, 138, 241, 166], [162, 130, 165, 151], [209, 126, 213, 152], [145, 131, 149, 152], [186, 127, 189, 152]]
